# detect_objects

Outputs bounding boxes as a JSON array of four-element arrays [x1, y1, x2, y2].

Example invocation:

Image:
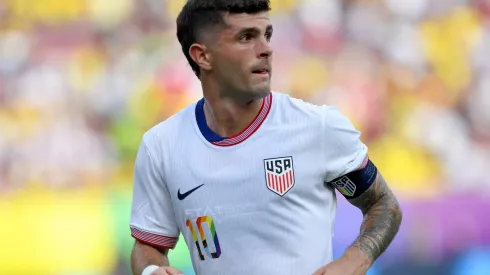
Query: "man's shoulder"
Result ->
[[275, 91, 323, 110], [143, 101, 197, 146], [273, 91, 328, 122], [275, 91, 351, 122]]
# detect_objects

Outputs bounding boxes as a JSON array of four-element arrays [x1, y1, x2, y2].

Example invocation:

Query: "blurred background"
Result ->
[[1, 0, 490, 274]]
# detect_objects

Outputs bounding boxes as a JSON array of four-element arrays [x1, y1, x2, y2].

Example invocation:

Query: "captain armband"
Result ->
[[326, 158, 378, 199]]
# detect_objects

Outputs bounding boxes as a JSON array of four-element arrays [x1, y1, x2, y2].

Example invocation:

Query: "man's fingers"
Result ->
[[151, 266, 184, 275], [164, 266, 184, 275], [311, 265, 326, 275]]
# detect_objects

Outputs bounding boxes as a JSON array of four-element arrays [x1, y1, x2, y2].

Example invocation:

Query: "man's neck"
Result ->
[[203, 96, 264, 138]]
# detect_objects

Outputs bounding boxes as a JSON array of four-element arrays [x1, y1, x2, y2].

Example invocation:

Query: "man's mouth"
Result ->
[[252, 69, 269, 75]]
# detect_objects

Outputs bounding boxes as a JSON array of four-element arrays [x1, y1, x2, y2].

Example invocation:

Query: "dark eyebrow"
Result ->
[[235, 25, 273, 38], [236, 27, 260, 37]]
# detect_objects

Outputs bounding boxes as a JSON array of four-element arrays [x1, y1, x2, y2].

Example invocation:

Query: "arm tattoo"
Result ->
[[348, 172, 403, 263]]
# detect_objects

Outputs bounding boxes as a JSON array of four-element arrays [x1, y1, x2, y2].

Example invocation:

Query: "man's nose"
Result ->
[[258, 39, 273, 58]]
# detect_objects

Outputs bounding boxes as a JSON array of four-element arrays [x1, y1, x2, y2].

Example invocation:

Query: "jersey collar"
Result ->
[[195, 93, 272, 147]]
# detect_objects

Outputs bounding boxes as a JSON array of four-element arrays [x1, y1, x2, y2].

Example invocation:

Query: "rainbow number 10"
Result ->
[[186, 216, 222, 260]]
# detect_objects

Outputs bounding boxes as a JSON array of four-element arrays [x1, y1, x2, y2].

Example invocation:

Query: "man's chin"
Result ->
[[252, 84, 271, 98], [255, 88, 271, 98], [234, 87, 268, 101], [246, 90, 270, 102]]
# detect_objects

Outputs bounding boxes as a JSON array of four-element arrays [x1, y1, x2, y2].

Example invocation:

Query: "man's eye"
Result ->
[[240, 34, 253, 41], [265, 33, 272, 41]]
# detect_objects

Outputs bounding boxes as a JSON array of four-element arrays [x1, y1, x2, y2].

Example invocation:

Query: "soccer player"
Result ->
[[129, 1, 403, 275]]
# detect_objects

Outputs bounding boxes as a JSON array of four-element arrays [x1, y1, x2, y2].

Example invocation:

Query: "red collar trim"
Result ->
[[212, 93, 272, 147]]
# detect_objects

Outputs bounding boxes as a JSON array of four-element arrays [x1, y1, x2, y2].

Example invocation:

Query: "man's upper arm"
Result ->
[[322, 106, 377, 200], [130, 135, 180, 249]]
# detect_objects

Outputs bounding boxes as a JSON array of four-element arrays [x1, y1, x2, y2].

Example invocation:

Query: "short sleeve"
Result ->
[[322, 106, 368, 183], [129, 137, 179, 249]]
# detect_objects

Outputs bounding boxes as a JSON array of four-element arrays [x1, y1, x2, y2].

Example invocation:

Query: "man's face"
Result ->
[[209, 12, 273, 100]]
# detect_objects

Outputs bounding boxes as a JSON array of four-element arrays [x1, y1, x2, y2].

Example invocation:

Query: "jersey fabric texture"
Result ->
[[129, 91, 368, 275]]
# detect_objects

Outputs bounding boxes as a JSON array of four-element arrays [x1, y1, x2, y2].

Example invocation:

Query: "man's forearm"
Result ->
[[131, 240, 170, 275], [348, 173, 403, 265]]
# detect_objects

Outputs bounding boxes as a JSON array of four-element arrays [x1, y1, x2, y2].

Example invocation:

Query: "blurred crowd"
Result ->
[[1, 0, 490, 198], [1, 0, 490, 274]]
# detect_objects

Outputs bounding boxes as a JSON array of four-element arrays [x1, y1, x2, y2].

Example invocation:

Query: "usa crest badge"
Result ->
[[264, 156, 295, 196], [330, 176, 357, 197]]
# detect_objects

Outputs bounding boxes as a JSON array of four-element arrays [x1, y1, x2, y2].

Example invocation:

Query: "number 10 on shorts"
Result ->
[[186, 216, 222, 260]]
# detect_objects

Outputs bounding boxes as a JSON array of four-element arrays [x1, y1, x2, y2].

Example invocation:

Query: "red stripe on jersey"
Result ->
[[272, 174, 275, 190], [273, 175, 277, 193], [284, 172, 289, 190], [277, 175, 281, 194], [212, 93, 272, 147], [286, 173, 289, 190], [280, 174, 284, 194], [357, 155, 369, 170], [130, 227, 178, 249]]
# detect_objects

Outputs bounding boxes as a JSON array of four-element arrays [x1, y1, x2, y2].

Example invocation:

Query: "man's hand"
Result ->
[[312, 261, 365, 275], [149, 266, 184, 275], [312, 247, 370, 275]]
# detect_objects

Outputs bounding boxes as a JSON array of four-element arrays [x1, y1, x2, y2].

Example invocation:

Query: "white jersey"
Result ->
[[130, 91, 368, 275]]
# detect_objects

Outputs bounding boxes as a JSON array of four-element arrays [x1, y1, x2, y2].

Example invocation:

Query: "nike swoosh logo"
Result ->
[[177, 184, 204, 200]]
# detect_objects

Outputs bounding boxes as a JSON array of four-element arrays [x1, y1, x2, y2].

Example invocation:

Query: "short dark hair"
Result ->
[[176, 0, 271, 79]]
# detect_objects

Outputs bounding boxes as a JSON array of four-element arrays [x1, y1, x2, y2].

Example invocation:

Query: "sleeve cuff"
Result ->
[[356, 153, 369, 170], [130, 227, 178, 249]]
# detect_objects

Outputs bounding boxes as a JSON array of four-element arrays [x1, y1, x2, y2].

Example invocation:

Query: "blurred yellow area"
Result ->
[[3, 0, 85, 24], [420, 6, 481, 96], [86, 0, 134, 28], [0, 188, 117, 275], [369, 135, 442, 198]]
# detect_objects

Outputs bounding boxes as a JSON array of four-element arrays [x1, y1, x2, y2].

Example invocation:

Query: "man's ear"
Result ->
[[189, 43, 212, 72]]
